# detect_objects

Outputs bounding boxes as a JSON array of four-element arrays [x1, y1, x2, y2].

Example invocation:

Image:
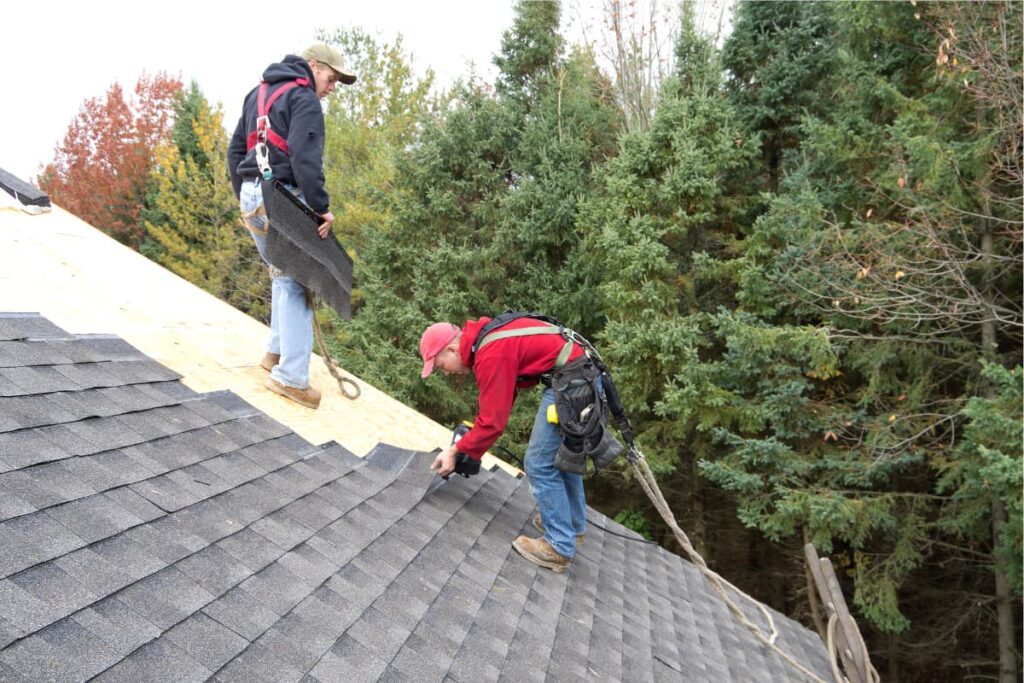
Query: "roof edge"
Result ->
[[0, 167, 50, 210]]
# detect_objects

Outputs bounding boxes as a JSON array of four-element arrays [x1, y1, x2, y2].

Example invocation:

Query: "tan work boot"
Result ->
[[512, 535, 571, 573], [532, 512, 585, 547], [264, 376, 321, 409], [260, 352, 280, 372]]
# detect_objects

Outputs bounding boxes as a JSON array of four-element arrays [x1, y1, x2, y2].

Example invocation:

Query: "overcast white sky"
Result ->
[[1, 1, 522, 182], [1, 0, 729, 184]]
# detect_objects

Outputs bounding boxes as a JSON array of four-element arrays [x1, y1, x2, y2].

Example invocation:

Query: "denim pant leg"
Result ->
[[525, 388, 587, 558], [239, 180, 313, 389]]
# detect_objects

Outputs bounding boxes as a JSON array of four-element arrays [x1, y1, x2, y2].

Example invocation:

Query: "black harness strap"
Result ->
[[470, 311, 573, 384]]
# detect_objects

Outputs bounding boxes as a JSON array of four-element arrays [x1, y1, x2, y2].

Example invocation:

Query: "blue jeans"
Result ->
[[239, 179, 313, 389], [525, 387, 587, 558]]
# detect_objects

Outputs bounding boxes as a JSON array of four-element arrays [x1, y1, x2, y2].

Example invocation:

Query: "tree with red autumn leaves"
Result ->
[[39, 73, 183, 248]]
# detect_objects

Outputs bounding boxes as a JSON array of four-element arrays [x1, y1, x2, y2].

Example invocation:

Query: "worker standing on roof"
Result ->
[[420, 313, 623, 573], [228, 43, 356, 410]]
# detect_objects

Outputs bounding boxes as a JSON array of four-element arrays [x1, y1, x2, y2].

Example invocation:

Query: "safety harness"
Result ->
[[473, 311, 635, 446], [246, 78, 309, 180], [471, 311, 635, 473], [471, 312, 574, 383]]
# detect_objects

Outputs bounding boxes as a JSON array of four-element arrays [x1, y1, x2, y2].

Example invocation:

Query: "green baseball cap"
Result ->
[[301, 43, 357, 85]]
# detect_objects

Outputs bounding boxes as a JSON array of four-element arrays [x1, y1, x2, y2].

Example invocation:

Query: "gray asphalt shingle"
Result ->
[[0, 314, 833, 682], [0, 365, 81, 396], [0, 314, 67, 341]]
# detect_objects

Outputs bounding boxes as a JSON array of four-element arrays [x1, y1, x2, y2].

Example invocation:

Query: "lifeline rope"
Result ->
[[627, 449, 832, 683], [309, 301, 360, 399]]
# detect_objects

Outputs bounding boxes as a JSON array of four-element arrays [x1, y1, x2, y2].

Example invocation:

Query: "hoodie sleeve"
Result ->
[[227, 109, 248, 199], [286, 90, 330, 214], [455, 351, 520, 460]]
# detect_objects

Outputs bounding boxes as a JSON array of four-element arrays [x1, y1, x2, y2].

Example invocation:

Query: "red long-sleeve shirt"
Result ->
[[455, 317, 584, 460]]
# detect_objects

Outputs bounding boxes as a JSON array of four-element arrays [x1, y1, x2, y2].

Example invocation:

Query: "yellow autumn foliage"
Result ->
[[145, 93, 268, 318]]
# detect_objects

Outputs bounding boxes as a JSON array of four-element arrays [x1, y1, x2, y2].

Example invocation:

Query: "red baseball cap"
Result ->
[[419, 322, 461, 378]]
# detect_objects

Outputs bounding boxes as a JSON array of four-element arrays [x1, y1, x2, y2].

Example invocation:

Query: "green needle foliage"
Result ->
[[106, 1, 1020, 677]]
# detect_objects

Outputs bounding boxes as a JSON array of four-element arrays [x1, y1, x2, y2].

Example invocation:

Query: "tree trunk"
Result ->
[[887, 632, 899, 683], [981, 226, 997, 355], [992, 498, 1018, 683], [980, 202, 1018, 683], [690, 453, 706, 557]]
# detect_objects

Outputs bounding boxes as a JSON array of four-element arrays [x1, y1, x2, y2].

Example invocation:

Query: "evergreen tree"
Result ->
[[337, 0, 622, 449], [170, 81, 211, 170], [336, 83, 512, 422], [579, 4, 762, 562], [721, 0, 835, 194], [700, 1, 1021, 677], [488, 46, 620, 336], [493, 0, 563, 107]]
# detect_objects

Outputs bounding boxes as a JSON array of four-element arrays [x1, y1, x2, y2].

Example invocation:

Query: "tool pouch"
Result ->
[[550, 356, 623, 474]]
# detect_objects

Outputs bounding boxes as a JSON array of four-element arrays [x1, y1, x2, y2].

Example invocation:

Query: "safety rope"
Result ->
[[626, 448, 832, 683], [308, 295, 360, 399]]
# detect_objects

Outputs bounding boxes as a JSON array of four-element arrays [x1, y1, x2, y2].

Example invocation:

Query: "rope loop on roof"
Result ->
[[310, 297, 360, 399]]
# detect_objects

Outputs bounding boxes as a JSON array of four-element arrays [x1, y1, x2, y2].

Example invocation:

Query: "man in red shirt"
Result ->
[[420, 316, 588, 573]]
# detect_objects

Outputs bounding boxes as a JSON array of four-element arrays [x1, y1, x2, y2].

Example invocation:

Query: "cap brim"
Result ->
[[332, 68, 357, 85], [420, 358, 434, 379]]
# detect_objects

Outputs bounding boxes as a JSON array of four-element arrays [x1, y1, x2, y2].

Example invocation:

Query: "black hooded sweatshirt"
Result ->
[[228, 55, 330, 214]]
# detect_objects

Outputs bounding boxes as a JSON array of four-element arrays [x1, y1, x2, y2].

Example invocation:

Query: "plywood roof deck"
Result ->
[[0, 202, 513, 472]]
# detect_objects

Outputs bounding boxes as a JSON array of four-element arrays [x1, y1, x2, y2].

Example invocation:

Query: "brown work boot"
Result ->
[[532, 513, 585, 547], [264, 376, 321, 409], [512, 535, 571, 573], [260, 352, 280, 372]]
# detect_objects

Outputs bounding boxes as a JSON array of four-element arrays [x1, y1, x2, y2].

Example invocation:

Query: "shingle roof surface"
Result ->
[[0, 169, 50, 209], [0, 313, 832, 682]]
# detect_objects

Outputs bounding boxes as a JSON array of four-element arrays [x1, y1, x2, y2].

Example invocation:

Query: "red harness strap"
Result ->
[[245, 78, 310, 154]]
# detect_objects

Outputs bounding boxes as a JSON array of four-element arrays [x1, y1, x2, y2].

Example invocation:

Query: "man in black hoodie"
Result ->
[[228, 43, 356, 409]]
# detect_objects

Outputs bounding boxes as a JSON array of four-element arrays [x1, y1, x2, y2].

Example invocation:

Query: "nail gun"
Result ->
[[443, 420, 481, 479]]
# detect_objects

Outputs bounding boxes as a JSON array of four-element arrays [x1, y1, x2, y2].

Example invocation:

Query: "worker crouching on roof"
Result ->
[[420, 315, 591, 573], [228, 43, 356, 410]]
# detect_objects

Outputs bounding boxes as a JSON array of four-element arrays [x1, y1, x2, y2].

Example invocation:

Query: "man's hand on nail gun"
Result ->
[[430, 444, 459, 478]]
